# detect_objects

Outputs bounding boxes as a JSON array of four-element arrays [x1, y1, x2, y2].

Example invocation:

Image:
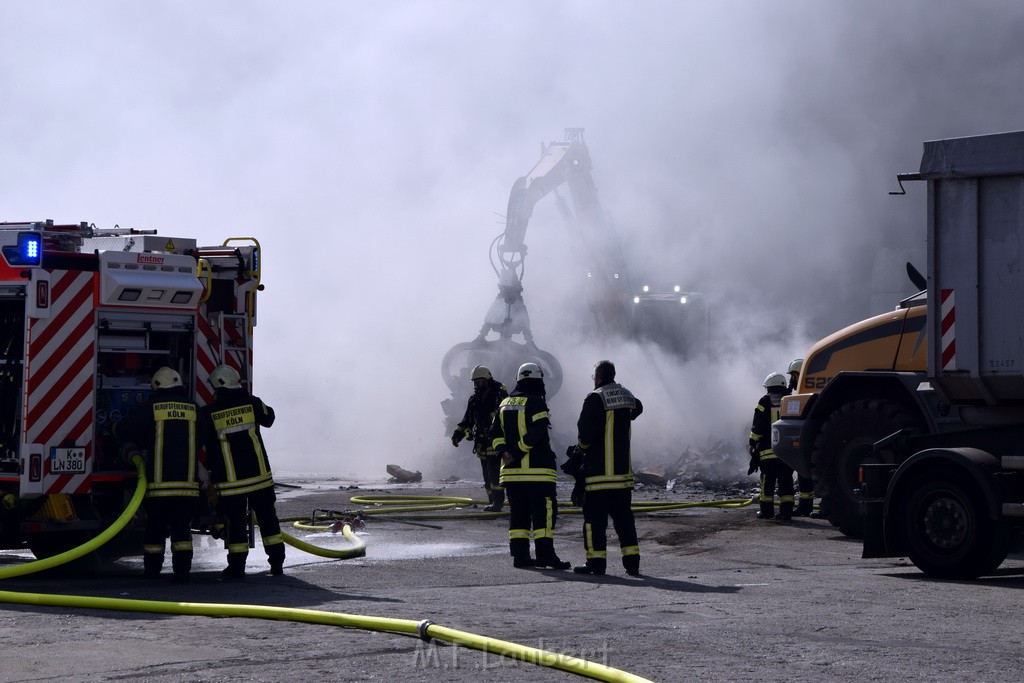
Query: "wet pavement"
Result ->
[[1, 478, 1023, 682]]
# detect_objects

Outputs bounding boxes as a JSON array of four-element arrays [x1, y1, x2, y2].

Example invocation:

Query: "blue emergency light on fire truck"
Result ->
[[0, 230, 42, 267], [0, 219, 262, 561]]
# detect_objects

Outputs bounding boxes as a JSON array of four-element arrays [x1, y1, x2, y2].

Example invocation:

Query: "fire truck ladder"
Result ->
[[217, 312, 252, 390]]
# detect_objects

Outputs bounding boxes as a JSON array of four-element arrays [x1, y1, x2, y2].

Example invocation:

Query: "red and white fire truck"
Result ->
[[0, 220, 261, 558]]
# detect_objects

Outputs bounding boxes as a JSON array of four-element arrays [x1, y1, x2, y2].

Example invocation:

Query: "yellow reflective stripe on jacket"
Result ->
[[215, 472, 275, 496], [585, 473, 635, 492], [146, 480, 201, 497], [604, 410, 615, 476], [152, 401, 198, 487], [211, 403, 271, 488], [499, 467, 557, 484]]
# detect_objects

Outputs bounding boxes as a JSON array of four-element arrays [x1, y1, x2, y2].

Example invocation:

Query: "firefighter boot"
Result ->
[[573, 559, 607, 576], [793, 499, 814, 517], [171, 551, 192, 583], [777, 500, 794, 522], [534, 538, 571, 570], [143, 553, 163, 579], [623, 555, 641, 577], [268, 544, 286, 576], [756, 503, 775, 520], [221, 554, 246, 580], [511, 538, 535, 568], [483, 489, 505, 513]]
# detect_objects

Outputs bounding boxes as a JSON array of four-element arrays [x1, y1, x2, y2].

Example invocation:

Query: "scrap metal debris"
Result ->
[[386, 464, 423, 483]]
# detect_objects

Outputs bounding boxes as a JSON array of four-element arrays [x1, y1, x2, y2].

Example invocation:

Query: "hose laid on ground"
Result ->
[[294, 493, 755, 525], [0, 589, 652, 682], [0, 471, 651, 681], [0, 454, 148, 580], [280, 525, 365, 559]]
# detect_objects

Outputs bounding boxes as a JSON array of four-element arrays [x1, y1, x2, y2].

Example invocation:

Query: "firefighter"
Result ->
[[451, 365, 509, 512], [786, 358, 816, 517], [201, 364, 285, 579], [489, 362, 570, 569], [113, 366, 200, 582], [566, 360, 643, 576], [748, 372, 795, 520]]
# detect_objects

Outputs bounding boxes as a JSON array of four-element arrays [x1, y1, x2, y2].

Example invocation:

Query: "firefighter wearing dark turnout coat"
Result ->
[[114, 366, 200, 582], [202, 364, 285, 578], [489, 362, 571, 569], [566, 360, 643, 576], [749, 372, 794, 520], [452, 365, 509, 512], [787, 358, 816, 517]]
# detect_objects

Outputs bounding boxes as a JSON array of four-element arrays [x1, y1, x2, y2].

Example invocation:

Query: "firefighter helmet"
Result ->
[[151, 366, 183, 390], [763, 372, 787, 389], [788, 358, 804, 376], [210, 364, 241, 389], [471, 365, 492, 381], [517, 362, 543, 380]]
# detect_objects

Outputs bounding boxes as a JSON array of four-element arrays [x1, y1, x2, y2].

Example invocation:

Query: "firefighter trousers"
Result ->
[[582, 488, 639, 573], [796, 474, 815, 513], [143, 495, 198, 577], [477, 452, 504, 503], [220, 486, 285, 572], [759, 458, 795, 517], [505, 482, 561, 563]]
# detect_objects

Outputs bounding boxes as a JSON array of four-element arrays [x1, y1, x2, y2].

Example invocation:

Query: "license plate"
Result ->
[[50, 447, 86, 474]]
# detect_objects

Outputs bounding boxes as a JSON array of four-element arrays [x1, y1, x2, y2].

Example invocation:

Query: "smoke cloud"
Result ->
[[4, 2, 1024, 478]]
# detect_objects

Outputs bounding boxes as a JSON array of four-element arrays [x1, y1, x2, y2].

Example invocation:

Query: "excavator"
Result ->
[[441, 128, 693, 432]]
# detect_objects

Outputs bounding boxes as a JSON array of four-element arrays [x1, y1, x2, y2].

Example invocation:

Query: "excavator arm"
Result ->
[[442, 129, 633, 433]]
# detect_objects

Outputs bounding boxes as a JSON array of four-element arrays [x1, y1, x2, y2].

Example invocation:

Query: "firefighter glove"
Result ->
[[571, 480, 586, 507], [747, 455, 760, 476], [451, 430, 465, 447]]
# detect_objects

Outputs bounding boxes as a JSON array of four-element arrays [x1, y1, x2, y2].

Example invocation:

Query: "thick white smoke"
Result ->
[[4, 2, 1024, 479]]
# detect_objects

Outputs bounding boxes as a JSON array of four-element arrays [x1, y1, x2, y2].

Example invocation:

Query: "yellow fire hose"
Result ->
[[0, 587, 653, 682], [292, 494, 756, 527], [280, 525, 365, 559], [0, 461, 654, 682], [0, 454, 149, 580]]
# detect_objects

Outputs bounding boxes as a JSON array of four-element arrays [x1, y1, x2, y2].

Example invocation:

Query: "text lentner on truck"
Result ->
[[0, 220, 261, 560]]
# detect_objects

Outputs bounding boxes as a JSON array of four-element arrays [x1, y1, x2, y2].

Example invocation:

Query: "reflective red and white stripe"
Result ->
[[940, 288, 956, 372], [195, 310, 252, 406], [196, 312, 219, 406], [24, 270, 96, 494]]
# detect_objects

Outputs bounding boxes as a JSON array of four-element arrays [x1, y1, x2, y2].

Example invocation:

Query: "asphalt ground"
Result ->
[[1, 479, 1024, 682]]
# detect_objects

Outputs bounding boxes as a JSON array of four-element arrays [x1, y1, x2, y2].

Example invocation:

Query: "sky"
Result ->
[[4, 1, 1024, 479]]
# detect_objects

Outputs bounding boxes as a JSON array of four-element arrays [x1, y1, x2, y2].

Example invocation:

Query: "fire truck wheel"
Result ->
[[898, 470, 1008, 579], [811, 399, 925, 538]]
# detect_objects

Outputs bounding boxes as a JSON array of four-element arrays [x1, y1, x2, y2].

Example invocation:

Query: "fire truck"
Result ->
[[0, 220, 261, 560]]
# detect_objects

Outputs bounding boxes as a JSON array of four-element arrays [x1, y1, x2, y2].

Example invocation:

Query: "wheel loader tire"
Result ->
[[811, 399, 924, 538], [897, 470, 1007, 579]]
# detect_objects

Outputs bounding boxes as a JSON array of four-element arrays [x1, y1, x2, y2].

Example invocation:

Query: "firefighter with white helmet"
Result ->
[[748, 371, 795, 520], [114, 365, 200, 582], [488, 361, 571, 569], [787, 358, 803, 392], [201, 363, 285, 578], [786, 358, 816, 516], [451, 365, 509, 512]]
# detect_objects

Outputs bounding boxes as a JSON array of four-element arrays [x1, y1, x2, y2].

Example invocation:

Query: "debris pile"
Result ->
[[634, 439, 750, 494], [386, 464, 423, 483]]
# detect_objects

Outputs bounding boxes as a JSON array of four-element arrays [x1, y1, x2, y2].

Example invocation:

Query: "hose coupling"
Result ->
[[417, 619, 433, 642]]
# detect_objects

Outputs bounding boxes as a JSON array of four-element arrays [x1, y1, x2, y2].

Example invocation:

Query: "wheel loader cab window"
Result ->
[[118, 288, 142, 302]]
